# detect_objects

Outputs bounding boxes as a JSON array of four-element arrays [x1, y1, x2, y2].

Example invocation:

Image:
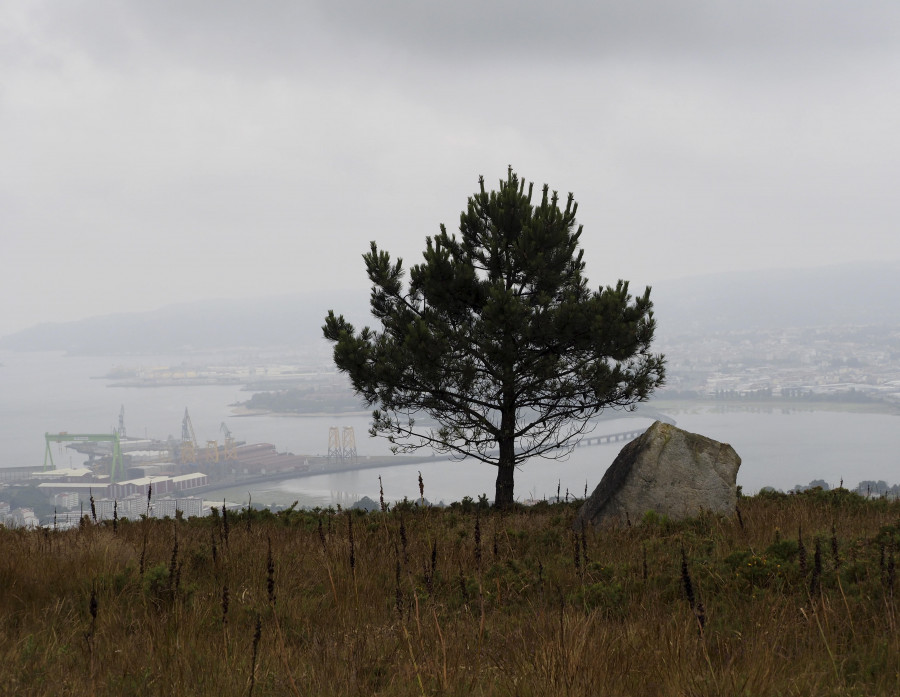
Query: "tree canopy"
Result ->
[[323, 168, 665, 507]]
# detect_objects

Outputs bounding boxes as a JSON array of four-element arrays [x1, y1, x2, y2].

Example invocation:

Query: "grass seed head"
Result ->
[[681, 544, 696, 610], [347, 512, 355, 572], [831, 523, 841, 568], [221, 583, 229, 624], [798, 524, 808, 575], [267, 536, 276, 606], [810, 537, 822, 595]]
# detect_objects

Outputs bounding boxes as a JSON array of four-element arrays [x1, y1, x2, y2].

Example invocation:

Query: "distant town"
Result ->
[[99, 322, 900, 413], [659, 323, 900, 407]]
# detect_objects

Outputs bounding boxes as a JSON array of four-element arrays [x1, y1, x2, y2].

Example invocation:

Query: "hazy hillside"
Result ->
[[0, 289, 371, 354], [652, 261, 900, 336], [2, 261, 898, 354]]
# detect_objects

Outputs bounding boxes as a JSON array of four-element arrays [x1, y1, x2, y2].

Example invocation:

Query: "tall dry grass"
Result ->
[[0, 487, 897, 696]]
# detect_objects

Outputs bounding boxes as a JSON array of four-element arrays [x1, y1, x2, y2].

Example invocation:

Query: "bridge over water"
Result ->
[[575, 428, 648, 447], [575, 412, 676, 449]]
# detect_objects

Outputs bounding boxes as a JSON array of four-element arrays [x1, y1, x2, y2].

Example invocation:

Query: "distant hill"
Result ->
[[2, 261, 898, 354], [0, 290, 371, 354], [651, 260, 900, 336]]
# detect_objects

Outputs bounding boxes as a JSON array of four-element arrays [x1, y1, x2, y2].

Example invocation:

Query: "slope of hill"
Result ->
[[652, 260, 900, 335], [0, 290, 370, 354]]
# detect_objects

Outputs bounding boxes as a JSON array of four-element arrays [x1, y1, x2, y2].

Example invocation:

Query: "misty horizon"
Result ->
[[2, 259, 899, 354]]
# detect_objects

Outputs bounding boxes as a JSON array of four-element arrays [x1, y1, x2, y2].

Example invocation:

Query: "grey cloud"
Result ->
[[316, 0, 900, 60], [2, 0, 899, 335], [21, 1, 900, 76]]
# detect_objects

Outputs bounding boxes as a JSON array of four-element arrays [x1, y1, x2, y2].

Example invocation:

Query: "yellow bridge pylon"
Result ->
[[341, 427, 357, 463], [327, 427, 342, 461], [327, 426, 357, 463]]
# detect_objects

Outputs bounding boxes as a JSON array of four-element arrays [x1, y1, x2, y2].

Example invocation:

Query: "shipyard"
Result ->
[[0, 405, 433, 528]]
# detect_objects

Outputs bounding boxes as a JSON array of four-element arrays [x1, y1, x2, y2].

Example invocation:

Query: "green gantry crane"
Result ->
[[44, 432, 124, 483]]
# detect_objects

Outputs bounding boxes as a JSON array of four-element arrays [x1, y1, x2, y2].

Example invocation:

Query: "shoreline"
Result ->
[[649, 398, 900, 417], [197, 453, 450, 505], [228, 398, 900, 421]]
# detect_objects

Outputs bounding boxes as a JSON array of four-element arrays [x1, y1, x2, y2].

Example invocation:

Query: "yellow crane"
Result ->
[[180, 408, 198, 465], [220, 422, 238, 461], [204, 439, 219, 464]]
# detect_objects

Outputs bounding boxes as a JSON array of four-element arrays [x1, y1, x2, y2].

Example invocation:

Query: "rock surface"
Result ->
[[575, 421, 741, 528]]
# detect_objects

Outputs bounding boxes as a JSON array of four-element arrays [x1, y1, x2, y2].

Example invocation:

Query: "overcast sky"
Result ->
[[3, 1, 899, 335]]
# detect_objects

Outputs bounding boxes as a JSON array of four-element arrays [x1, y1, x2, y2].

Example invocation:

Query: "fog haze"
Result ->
[[4, 1, 900, 334]]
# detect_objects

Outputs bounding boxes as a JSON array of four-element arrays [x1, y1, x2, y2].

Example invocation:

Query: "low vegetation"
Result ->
[[1, 487, 898, 696], [239, 385, 365, 415]]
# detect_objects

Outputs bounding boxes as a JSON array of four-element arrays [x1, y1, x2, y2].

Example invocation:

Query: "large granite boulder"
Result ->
[[575, 421, 741, 528]]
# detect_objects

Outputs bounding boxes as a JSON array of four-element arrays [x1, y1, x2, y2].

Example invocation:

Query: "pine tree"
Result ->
[[323, 168, 665, 507]]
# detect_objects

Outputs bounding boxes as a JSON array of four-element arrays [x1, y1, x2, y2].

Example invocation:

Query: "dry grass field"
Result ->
[[1, 488, 898, 696]]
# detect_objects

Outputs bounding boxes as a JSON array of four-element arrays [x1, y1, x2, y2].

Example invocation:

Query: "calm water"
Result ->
[[2, 351, 898, 506]]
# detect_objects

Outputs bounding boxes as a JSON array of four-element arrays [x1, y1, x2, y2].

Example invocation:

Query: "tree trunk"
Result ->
[[494, 433, 516, 508]]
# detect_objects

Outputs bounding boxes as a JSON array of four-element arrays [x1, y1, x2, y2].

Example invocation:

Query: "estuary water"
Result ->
[[1, 351, 898, 507]]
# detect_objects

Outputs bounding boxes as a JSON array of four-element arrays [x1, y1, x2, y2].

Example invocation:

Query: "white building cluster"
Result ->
[[47, 494, 206, 528], [0, 470, 213, 528], [91, 494, 204, 521], [35, 471, 207, 502]]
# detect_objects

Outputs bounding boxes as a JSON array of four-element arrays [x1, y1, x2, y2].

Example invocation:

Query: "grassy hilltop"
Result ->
[[1, 490, 898, 696]]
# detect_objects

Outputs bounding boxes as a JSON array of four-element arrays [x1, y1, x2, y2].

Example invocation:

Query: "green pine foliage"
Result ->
[[324, 168, 665, 506]]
